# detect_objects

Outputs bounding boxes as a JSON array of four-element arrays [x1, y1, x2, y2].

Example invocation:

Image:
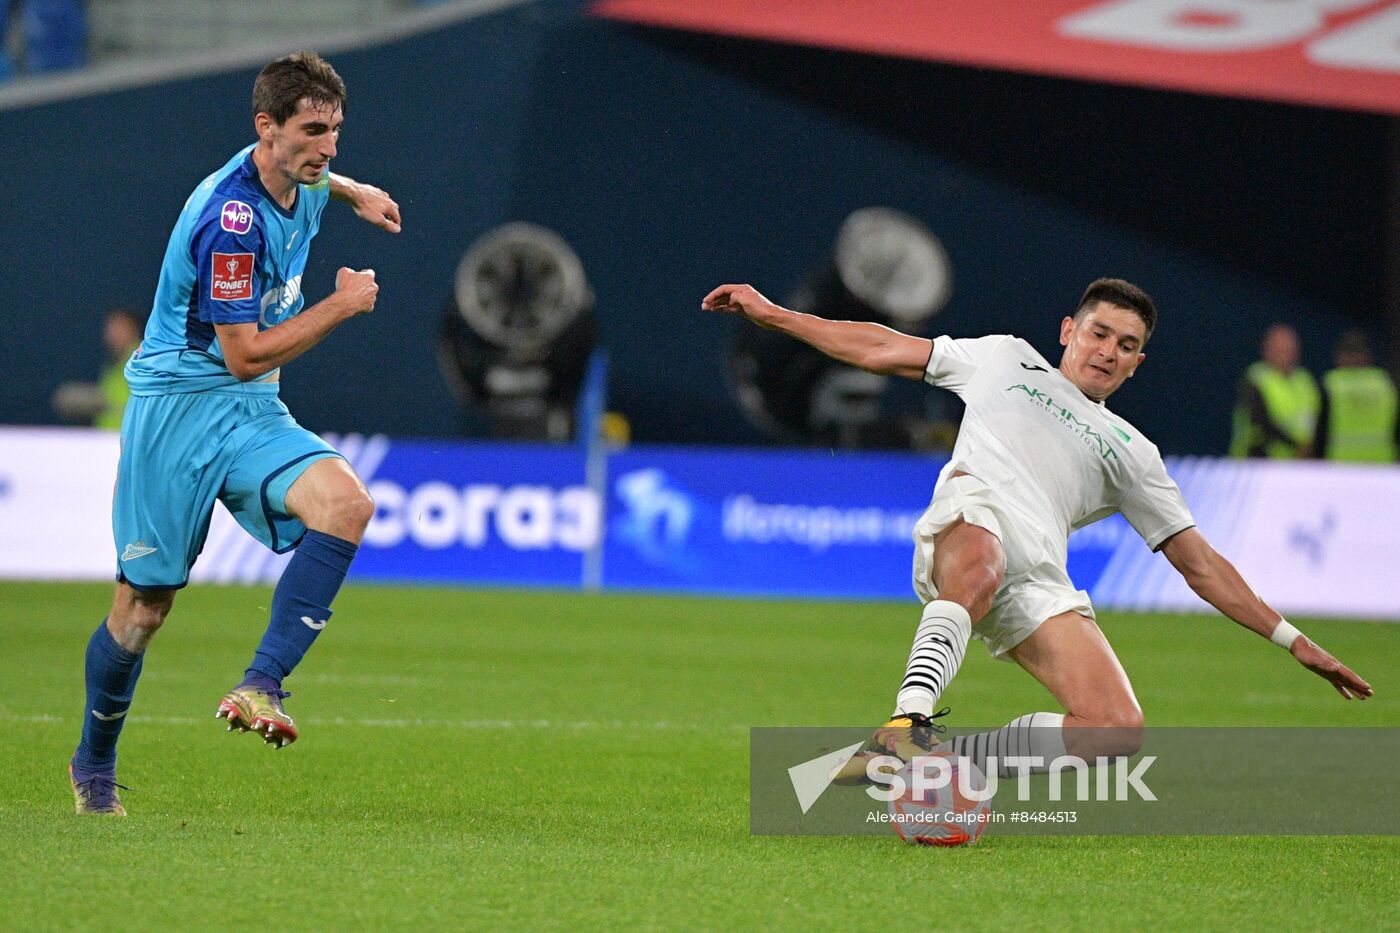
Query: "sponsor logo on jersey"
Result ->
[[1007, 383, 1119, 461], [259, 274, 303, 326], [1019, 362, 1048, 372], [211, 252, 254, 302], [220, 199, 254, 234]]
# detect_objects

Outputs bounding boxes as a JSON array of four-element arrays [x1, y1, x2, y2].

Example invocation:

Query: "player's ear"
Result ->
[[254, 112, 275, 141], [1128, 352, 1146, 377], [1059, 315, 1075, 347]]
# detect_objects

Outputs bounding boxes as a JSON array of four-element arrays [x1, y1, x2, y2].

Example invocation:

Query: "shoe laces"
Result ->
[[240, 680, 291, 701], [901, 707, 951, 731], [75, 772, 130, 805]]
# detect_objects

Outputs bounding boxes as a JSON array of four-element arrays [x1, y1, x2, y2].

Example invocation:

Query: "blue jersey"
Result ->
[[126, 144, 330, 396]]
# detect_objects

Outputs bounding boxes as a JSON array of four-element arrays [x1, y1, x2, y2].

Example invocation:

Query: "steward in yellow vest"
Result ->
[[50, 308, 142, 429], [1230, 324, 1319, 459], [1315, 330, 1398, 463]]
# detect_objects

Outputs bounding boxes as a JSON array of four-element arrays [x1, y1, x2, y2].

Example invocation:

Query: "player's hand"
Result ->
[[701, 284, 781, 328], [350, 182, 402, 234], [1291, 637, 1373, 700], [334, 267, 379, 316]]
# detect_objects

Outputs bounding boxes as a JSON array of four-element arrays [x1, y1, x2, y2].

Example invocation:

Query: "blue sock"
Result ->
[[73, 619, 144, 773], [245, 530, 358, 687]]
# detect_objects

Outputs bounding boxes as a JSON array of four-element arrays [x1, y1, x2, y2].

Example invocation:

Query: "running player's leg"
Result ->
[[217, 418, 371, 745], [945, 611, 1144, 777], [71, 584, 176, 815], [74, 392, 223, 812], [241, 457, 371, 690]]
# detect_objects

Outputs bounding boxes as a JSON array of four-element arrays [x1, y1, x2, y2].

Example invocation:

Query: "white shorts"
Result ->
[[912, 473, 1094, 660]]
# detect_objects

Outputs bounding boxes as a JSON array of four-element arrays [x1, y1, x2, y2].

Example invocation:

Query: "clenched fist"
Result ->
[[335, 267, 379, 316]]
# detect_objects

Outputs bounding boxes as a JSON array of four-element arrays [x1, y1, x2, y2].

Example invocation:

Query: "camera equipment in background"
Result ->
[[438, 222, 595, 441], [729, 207, 954, 449]]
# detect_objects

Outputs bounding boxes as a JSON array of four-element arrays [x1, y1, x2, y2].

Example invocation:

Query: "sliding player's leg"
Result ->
[[944, 610, 1144, 779], [833, 515, 1004, 784]]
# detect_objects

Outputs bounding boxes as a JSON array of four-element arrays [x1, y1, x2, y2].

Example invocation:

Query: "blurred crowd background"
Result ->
[[4, 0, 1397, 461]]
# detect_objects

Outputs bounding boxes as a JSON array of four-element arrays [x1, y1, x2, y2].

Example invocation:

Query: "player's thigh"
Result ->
[[112, 394, 230, 588], [1009, 611, 1143, 731], [930, 519, 1006, 600], [220, 400, 343, 552], [281, 456, 372, 525]]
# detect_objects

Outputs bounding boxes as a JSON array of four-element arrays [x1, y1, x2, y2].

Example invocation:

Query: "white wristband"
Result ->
[[1270, 620, 1303, 649]]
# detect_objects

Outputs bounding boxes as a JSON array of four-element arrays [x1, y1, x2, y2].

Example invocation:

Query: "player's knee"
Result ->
[[939, 564, 1001, 621], [301, 481, 374, 535], [339, 486, 374, 533], [1092, 706, 1144, 757], [113, 589, 173, 637]]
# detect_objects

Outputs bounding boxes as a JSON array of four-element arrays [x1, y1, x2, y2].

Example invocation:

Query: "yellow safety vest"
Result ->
[[1323, 367, 1397, 463], [1230, 362, 1320, 459]]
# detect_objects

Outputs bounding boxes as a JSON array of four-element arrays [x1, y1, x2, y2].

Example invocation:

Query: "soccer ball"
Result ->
[[886, 753, 993, 847]]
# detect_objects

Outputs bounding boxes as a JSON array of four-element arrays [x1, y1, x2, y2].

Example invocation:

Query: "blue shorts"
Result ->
[[112, 391, 342, 589]]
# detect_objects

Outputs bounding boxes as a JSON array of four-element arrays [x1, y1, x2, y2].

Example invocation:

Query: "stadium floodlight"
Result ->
[[437, 222, 595, 440], [729, 207, 953, 448]]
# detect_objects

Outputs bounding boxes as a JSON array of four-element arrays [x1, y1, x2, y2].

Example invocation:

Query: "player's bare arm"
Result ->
[[1159, 527, 1373, 700], [216, 267, 378, 381], [329, 172, 402, 233], [701, 283, 932, 380]]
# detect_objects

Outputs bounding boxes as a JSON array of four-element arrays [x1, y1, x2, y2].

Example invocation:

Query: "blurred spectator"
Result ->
[[1229, 323, 1320, 459], [1315, 330, 1398, 463], [0, 0, 86, 82], [51, 307, 142, 430]]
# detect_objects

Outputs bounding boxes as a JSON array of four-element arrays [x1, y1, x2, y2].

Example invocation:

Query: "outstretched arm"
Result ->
[[701, 283, 933, 380], [1159, 527, 1372, 699], [329, 172, 402, 234]]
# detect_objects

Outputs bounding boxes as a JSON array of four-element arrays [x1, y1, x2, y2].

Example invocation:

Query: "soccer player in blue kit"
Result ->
[[70, 52, 402, 815]]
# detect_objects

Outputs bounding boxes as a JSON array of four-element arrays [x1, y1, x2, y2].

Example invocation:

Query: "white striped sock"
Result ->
[[894, 600, 972, 718], [946, 712, 1068, 778]]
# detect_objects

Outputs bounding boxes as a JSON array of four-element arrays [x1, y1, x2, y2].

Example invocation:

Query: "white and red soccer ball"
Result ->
[[885, 752, 993, 847]]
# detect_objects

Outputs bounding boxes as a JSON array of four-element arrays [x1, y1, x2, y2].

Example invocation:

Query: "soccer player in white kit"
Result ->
[[701, 278, 1372, 780]]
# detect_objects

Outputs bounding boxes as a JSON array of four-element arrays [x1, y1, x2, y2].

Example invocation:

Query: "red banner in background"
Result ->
[[591, 0, 1400, 115]]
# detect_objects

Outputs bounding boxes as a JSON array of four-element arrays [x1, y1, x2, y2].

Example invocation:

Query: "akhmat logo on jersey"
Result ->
[[1006, 383, 1119, 461], [211, 252, 254, 302], [220, 200, 254, 234]]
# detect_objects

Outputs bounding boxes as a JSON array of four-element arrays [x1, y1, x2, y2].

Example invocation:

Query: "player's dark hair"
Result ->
[[1075, 278, 1156, 342], [252, 51, 347, 125]]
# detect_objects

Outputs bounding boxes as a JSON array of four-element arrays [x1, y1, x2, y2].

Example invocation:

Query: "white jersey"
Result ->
[[924, 334, 1195, 555]]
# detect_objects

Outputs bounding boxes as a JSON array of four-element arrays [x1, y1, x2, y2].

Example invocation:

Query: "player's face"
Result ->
[[261, 98, 342, 186], [1058, 302, 1147, 401]]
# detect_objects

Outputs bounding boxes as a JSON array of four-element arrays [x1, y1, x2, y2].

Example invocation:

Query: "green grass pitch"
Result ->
[[3, 581, 1398, 929]]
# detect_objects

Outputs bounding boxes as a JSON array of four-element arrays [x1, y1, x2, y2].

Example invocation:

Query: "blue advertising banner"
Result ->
[[5, 428, 1394, 617], [601, 447, 940, 599], [356, 440, 593, 588]]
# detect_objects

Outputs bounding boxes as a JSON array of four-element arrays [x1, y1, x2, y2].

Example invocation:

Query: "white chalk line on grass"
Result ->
[[140, 671, 432, 688], [0, 713, 745, 733]]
